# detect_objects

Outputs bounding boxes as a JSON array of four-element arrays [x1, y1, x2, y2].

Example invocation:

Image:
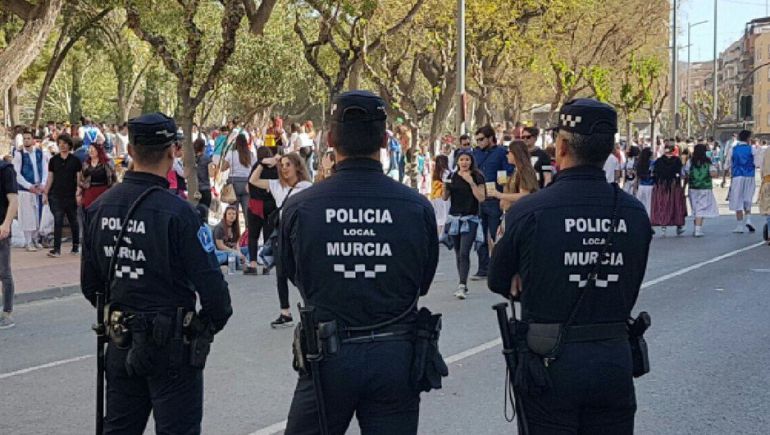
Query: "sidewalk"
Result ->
[[3, 176, 763, 306], [10, 244, 82, 304]]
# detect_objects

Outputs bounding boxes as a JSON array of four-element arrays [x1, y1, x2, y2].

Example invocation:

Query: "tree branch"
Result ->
[[0, 0, 33, 20], [243, 0, 277, 36]]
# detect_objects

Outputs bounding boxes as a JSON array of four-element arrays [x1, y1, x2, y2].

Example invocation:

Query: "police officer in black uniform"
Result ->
[[81, 112, 233, 434], [279, 91, 440, 434], [488, 99, 652, 434]]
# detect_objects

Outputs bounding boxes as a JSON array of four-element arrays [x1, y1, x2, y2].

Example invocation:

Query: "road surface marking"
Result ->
[[0, 354, 94, 380], [247, 241, 766, 435], [641, 242, 765, 289]]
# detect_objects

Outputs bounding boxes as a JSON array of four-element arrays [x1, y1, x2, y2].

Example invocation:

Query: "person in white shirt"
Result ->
[[221, 134, 256, 221], [603, 145, 622, 183], [12, 130, 49, 251], [248, 153, 313, 328]]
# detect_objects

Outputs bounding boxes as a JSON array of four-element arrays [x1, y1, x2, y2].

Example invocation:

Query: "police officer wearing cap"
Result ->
[[488, 99, 652, 434], [279, 91, 441, 434], [81, 112, 232, 434]]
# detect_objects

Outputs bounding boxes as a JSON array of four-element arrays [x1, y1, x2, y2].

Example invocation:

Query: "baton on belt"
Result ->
[[493, 302, 529, 435], [299, 303, 330, 435]]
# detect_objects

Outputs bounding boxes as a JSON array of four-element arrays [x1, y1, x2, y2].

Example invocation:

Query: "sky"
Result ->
[[683, 0, 770, 62]]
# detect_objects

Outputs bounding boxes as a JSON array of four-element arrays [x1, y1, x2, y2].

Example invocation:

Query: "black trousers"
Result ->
[[246, 200, 276, 263], [198, 189, 212, 222], [285, 340, 420, 435], [49, 197, 79, 252], [518, 340, 636, 435], [104, 344, 203, 435]]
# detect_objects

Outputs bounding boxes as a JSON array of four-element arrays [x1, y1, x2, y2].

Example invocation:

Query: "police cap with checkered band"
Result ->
[[330, 91, 388, 124], [128, 112, 181, 148], [557, 99, 618, 135]]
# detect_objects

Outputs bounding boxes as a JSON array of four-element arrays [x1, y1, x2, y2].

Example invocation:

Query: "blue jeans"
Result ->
[[215, 247, 249, 270], [476, 200, 502, 275]]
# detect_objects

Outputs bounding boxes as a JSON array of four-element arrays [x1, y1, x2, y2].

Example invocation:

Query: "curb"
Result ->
[[13, 284, 81, 305]]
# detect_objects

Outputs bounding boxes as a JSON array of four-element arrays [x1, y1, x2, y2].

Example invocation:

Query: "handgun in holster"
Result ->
[[627, 311, 651, 378], [106, 310, 132, 349], [183, 311, 215, 369], [410, 307, 448, 392]]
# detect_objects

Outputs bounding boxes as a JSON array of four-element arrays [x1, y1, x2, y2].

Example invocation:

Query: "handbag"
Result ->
[[219, 146, 237, 204]]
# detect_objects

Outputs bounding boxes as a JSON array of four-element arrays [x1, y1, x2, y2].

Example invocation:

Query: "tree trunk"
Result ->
[[142, 67, 161, 114], [7, 84, 19, 127], [406, 125, 420, 189], [649, 113, 656, 146], [348, 59, 363, 90], [70, 61, 83, 124], [429, 74, 457, 152], [0, 0, 65, 97], [179, 96, 199, 206]]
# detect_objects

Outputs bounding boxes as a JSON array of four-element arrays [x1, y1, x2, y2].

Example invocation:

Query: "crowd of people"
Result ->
[[1, 112, 769, 330]]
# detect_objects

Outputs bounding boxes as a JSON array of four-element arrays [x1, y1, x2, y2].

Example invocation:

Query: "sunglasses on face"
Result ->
[[521, 135, 533, 139], [460, 142, 470, 146], [475, 136, 485, 142]]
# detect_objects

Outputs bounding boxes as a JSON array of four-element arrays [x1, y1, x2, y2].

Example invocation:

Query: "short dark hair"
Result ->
[[131, 144, 170, 166], [331, 120, 386, 158], [562, 131, 614, 167], [193, 138, 206, 154], [524, 126, 539, 137], [738, 130, 752, 142], [57, 134, 74, 150], [22, 127, 33, 137], [475, 125, 496, 141], [459, 134, 470, 143]]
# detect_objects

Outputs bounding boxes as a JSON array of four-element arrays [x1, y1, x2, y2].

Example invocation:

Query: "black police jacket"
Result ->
[[488, 166, 652, 324], [81, 171, 233, 332], [278, 158, 439, 327]]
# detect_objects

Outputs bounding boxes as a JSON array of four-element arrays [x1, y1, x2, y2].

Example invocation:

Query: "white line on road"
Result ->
[[247, 241, 766, 435], [0, 354, 94, 380], [247, 338, 504, 435], [641, 242, 765, 289]]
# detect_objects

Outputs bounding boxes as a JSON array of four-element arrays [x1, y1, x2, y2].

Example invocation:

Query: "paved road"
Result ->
[[1, 215, 769, 434]]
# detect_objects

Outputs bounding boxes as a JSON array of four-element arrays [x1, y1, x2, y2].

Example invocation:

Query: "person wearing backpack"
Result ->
[[683, 143, 719, 237]]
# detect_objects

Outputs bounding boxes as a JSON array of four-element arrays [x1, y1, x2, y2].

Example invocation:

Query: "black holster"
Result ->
[[511, 320, 552, 396], [292, 320, 340, 376], [410, 307, 448, 393], [124, 313, 173, 378], [183, 311, 215, 369], [627, 312, 651, 378]]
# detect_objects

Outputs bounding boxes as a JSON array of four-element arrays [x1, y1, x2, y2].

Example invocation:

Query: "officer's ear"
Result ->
[[326, 130, 335, 149], [381, 132, 388, 149]]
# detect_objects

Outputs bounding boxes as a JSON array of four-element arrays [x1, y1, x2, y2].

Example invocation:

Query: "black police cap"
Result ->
[[330, 91, 387, 124], [557, 99, 618, 135], [128, 112, 180, 148]]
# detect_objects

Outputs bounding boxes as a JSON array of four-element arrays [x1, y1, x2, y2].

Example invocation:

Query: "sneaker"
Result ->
[[732, 224, 746, 234], [33, 240, 44, 249], [0, 312, 15, 330], [454, 284, 468, 300], [70, 246, 80, 255], [470, 273, 487, 281], [746, 222, 756, 233], [47, 250, 61, 258], [25, 244, 37, 252], [270, 314, 294, 328], [243, 266, 258, 275], [262, 267, 271, 276], [694, 228, 704, 238], [676, 226, 685, 236]]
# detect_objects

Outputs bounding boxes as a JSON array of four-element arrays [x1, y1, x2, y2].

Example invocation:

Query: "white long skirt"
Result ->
[[689, 189, 720, 218], [17, 191, 40, 232], [636, 185, 653, 217]]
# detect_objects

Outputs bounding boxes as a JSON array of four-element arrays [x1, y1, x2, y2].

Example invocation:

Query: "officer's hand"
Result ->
[[510, 274, 522, 297], [0, 223, 10, 240]]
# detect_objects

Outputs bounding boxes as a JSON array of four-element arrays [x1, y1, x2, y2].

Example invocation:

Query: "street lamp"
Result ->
[[687, 20, 708, 138]]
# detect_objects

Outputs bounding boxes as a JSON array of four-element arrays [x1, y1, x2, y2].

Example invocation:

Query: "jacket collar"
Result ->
[[335, 158, 383, 173], [552, 165, 606, 183], [123, 170, 170, 188]]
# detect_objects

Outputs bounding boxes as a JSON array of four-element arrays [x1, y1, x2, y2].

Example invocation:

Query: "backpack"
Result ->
[[82, 126, 99, 147]]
